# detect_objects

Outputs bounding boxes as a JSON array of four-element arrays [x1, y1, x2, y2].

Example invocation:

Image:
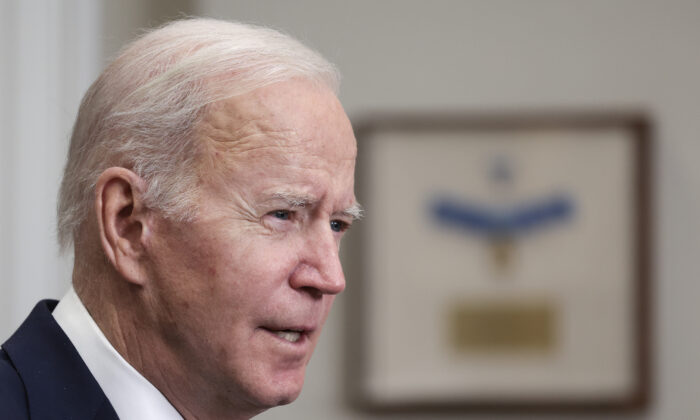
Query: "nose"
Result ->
[[289, 224, 346, 297]]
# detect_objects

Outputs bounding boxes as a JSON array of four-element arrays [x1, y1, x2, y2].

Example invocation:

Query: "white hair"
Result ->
[[57, 18, 340, 251]]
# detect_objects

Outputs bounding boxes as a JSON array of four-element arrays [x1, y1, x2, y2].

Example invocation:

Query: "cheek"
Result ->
[[157, 225, 307, 320], [196, 239, 303, 319], [227, 237, 301, 277]]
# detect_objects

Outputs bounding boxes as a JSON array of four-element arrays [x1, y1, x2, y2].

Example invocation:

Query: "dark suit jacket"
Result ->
[[0, 300, 119, 419]]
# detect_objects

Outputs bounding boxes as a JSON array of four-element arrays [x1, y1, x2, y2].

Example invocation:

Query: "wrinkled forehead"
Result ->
[[196, 79, 356, 165], [191, 79, 357, 198]]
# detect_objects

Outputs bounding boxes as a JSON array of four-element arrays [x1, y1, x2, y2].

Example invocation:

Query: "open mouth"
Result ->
[[273, 330, 303, 343], [262, 327, 308, 344]]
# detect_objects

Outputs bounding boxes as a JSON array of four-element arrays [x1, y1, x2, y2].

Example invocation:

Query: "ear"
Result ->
[[95, 167, 150, 285]]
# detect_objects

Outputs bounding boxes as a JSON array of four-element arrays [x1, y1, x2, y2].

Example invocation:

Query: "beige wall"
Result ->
[[102, 0, 195, 59]]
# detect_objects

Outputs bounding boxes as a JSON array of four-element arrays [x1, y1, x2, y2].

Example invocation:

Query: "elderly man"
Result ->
[[0, 18, 360, 419]]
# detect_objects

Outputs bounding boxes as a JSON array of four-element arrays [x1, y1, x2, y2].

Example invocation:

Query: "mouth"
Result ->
[[261, 326, 313, 344], [272, 329, 303, 343]]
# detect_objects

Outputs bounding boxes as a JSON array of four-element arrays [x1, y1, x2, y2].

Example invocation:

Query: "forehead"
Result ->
[[199, 78, 355, 161], [195, 78, 357, 199]]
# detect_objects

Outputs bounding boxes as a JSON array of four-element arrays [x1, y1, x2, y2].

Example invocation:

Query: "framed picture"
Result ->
[[345, 113, 651, 412]]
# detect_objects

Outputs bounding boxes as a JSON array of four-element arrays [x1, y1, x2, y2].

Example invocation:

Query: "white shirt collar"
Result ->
[[53, 286, 183, 420]]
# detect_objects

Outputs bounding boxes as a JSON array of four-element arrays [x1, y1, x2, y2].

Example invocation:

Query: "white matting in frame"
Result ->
[[348, 114, 651, 411]]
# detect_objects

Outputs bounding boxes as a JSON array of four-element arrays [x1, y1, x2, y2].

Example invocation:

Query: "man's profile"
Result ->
[[0, 18, 360, 419]]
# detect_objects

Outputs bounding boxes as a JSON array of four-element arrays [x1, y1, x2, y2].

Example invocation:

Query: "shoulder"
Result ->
[[2, 299, 119, 420], [0, 347, 30, 418]]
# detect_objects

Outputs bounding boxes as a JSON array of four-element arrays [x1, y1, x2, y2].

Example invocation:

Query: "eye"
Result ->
[[330, 219, 349, 233], [263, 209, 297, 232], [272, 210, 291, 220]]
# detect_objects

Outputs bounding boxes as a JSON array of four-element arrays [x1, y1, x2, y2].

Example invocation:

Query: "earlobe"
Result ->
[[95, 167, 149, 285]]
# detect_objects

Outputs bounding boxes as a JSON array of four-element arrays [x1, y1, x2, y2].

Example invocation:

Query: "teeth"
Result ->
[[275, 330, 301, 343]]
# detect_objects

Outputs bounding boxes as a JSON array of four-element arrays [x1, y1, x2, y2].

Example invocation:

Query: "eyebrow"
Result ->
[[271, 191, 315, 207], [270, 191, 364, 221], [341, 202, 364, 221]]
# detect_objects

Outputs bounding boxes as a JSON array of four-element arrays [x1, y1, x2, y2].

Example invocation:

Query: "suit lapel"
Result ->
[[3, 300, 119, 420]]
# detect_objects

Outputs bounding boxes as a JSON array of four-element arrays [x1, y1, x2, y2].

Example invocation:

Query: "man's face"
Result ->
[[143, 79, 358, 412]]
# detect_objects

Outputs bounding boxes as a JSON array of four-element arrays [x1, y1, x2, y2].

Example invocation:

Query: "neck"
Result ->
[[73, 262, 264, 420]]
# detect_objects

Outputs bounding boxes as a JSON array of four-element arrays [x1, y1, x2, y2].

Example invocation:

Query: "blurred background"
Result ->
[[1, 0, 699, 418]]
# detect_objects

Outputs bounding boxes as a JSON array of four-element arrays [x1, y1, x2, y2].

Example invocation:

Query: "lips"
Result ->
[[273, 330, 303, 343], [261, 325, 314, 344]]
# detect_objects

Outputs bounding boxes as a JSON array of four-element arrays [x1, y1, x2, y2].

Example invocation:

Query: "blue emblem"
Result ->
[[431, 194, 574, 238], [429, 155, 576, 271]]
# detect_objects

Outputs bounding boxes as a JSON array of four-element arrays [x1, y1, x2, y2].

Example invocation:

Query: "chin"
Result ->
[[271, 393, 298, 407], [271, 378, 305, 406], [245, 369, 306, 410], [247, 386, 302, 412]]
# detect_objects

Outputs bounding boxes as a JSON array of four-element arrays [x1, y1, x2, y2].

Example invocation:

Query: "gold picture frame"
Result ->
[[345, 113, 652, 412]]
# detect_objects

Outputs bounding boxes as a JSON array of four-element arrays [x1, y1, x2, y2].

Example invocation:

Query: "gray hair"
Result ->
[[57, 18, 340, 251]]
